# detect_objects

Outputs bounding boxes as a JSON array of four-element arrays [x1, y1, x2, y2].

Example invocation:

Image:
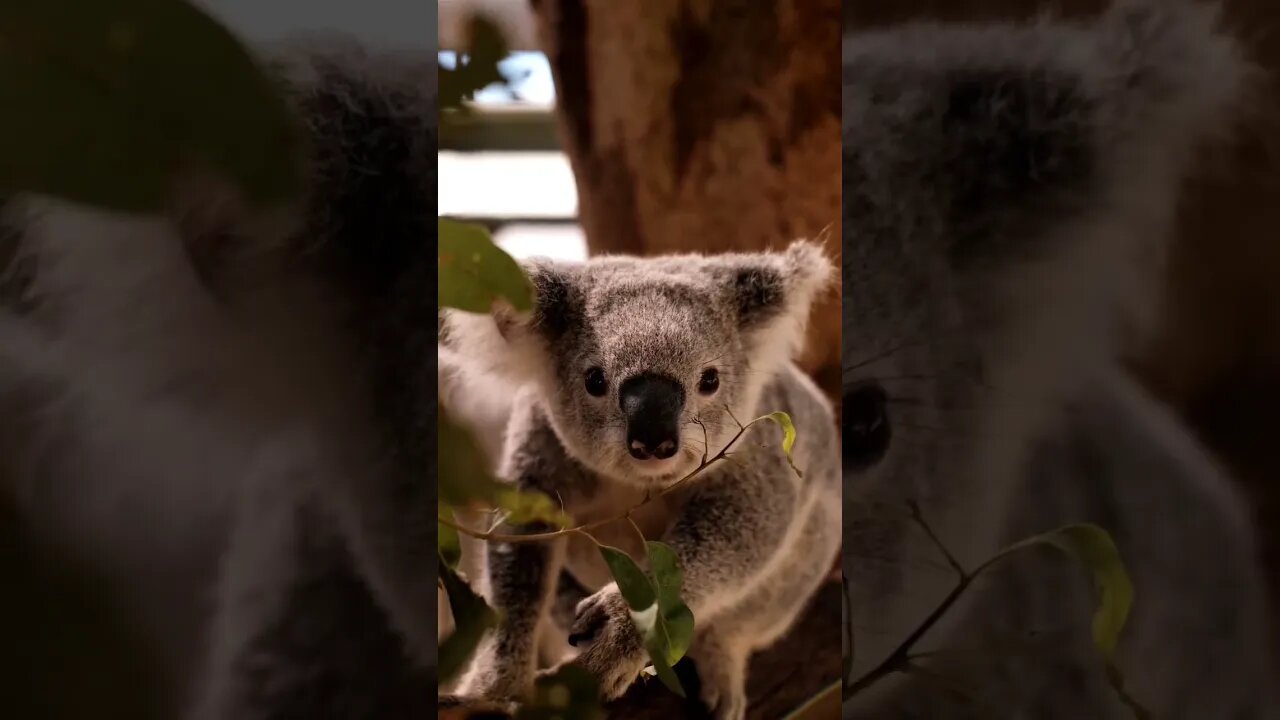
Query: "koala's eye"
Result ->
[[843, 383, 890, 470], [585, 367, 608, 397], [697, 368, 720, 395]]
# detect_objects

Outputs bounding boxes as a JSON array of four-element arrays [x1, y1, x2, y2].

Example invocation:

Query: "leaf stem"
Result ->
[[438, 416, 762, 544]]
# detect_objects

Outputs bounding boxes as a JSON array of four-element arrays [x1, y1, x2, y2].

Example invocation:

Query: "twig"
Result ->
[[844, 573, 973, 697], [439, 416, 761, 544], [908, 500, 966, 579], [691, 417, 710, 466], [845, 504, 973, 699]]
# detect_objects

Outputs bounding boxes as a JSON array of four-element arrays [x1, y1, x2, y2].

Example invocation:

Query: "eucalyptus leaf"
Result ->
[[437, 403, 505, 508], [516, 664, 605, 720], [646, 541, 694, 663], [438, 404, 569, 527], [756, 411, 802, 478], [597, 543, 690, 697], [438, 557, 500, 685], [0, 0, 301, 212], [982, 523, 1148, 717], [438, 218, 534, 313], [987, 523, 1132, 659], [644, 634, 686, 698], [495, 487, 572, 529], [439, 506, 462, 570], [597, 545, 656, 612]]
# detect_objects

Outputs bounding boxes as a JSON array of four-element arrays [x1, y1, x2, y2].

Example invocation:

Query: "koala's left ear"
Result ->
[[714, 240, 835, 360], [441, 259, 583, 385]]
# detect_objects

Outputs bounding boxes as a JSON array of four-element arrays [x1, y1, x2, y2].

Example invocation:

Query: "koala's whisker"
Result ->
[[695, 349, 736, 367], [844, 339, 933, 373]]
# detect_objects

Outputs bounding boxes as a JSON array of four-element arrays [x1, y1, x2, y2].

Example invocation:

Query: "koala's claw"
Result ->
[[558, 584, 648, 699], [701, 683, 747, 720], [568, 592, 609, 646]]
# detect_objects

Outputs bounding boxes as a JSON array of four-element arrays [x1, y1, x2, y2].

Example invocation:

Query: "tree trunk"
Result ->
[[531, 0, 843, 402]]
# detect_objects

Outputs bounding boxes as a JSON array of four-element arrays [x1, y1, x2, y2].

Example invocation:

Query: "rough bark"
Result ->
[[531, 0, 843, 401], [845, 0, 1280, 662]]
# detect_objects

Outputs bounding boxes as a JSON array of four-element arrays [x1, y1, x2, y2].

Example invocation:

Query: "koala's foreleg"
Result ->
[[560, 461, 805, 710], [458, 524, 566, 700]]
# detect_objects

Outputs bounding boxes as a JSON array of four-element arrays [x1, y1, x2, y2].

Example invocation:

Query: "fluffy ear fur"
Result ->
[[712, 240, 835, 371], [439, 260, 583, 389], [441, 241, 834, 387]]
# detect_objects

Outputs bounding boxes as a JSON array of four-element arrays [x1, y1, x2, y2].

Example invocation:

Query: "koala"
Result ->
[[439, 242, 841, 719], [0, 42, 441, 718], [842, 1, 1278, 718]]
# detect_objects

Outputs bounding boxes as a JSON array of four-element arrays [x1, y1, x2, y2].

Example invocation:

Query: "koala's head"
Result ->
[[841, 2, 1246, 533], [447, 243, 832, 488]]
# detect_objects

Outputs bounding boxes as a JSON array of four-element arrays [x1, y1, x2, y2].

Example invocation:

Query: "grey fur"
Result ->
[[441, 243, 841, 718], [1, 42, 438, 718], [842, 1, 1277, 718]]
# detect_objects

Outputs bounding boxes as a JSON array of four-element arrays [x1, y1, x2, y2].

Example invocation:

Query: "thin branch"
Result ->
[[438, 416, 761, 544], [844, 574, 973, 698], [692, 417, 710, 466], [725, 403, 744, 431], [907, 500, 967, 579], [625, 514, 647, 550]]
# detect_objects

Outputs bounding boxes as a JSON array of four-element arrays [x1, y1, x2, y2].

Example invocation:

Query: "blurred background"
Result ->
[[437, 50, 587, 262], [439, 0, 584, 264]]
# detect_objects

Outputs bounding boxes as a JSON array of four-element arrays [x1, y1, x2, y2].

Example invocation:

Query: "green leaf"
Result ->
[[644, 635, 686, 698], [756, 411, 802, 478], [988, 523, 1133, 659], [438, 218, 534, 313], [0, 0, 301, 212], [597, 545, 656, 612], [982, 523, 1149, 717], [439, 506, 462, 570], [438, 557, 500, 685], [597, 543, 691, 698], [516, 664, 605, 720], [437, 403, 506, 508], [495, 487, 572, 529], [438, 404, 569, 529], [646, 541, 694, 664]]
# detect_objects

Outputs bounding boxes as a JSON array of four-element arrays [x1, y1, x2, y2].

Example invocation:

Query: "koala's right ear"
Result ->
[[709, 240, 835, 371], [440, 260, 582, 384]]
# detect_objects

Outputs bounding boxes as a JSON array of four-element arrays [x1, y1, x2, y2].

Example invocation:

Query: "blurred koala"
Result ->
[[841, 1, 1278, 717], [0, 41, 440, 719]]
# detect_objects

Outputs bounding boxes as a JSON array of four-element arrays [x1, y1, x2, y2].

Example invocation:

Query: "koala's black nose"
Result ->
[[619, 373, 684, 461]]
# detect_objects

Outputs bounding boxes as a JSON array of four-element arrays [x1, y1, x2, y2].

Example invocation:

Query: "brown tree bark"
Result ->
[[846, 0, 1280, 663], [531, 0, 843, 402]]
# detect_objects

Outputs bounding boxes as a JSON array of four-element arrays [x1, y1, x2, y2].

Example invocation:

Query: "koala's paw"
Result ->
[[700, 681, 747, 720], [691, 634, 749, 720], [555, 583, 648, 699]]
